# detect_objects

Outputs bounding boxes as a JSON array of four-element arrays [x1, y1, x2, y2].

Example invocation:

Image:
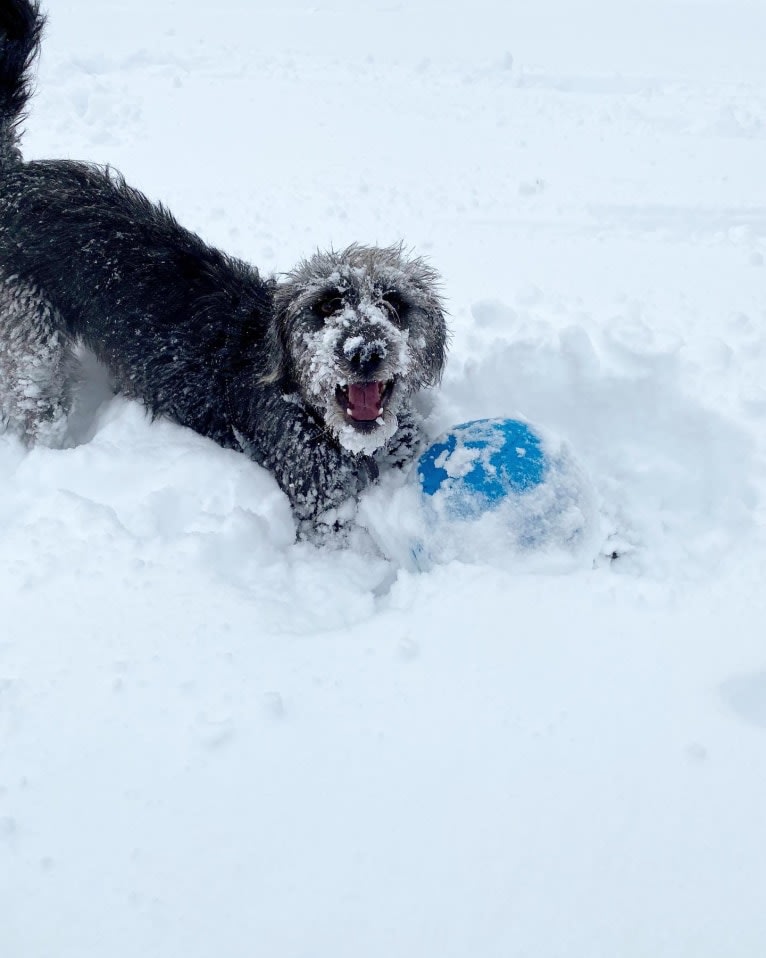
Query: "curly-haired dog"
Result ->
[[0, 0, 447, 537]]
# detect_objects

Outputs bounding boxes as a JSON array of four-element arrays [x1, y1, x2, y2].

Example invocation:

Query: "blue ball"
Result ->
[[418, 418, 547, 519], [358, 416, 595, 570]]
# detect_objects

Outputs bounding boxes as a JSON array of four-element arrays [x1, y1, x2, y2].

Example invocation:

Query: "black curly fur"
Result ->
[[0, 0, 43, 165], [0, 0, 447, 537], [0, 159, 276, 445]]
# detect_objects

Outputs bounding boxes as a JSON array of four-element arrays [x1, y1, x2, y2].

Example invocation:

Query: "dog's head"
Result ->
[[271, 244, 447, 455]]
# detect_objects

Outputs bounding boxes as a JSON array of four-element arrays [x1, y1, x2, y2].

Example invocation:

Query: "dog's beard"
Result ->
[[324, 398, 399, 455]]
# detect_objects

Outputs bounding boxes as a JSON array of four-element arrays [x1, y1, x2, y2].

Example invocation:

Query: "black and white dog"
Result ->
[[0, 0, 447, 538]]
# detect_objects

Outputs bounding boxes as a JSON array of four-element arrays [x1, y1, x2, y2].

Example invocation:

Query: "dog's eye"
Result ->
[[381, 291, 407, 323], [315, 296, 343, 318]]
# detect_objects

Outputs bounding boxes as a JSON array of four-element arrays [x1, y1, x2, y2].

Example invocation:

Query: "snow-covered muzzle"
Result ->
[[274, 245, 447, 457], [289, 299, 407, 455]]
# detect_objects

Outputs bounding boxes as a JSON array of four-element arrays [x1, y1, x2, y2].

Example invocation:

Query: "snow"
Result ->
[[3, 0, 766, 955]]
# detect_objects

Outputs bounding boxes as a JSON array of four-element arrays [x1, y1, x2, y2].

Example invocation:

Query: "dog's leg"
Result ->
[[0, 270, 75, 446], [373, 402, 427, 471], [233, 386, 381, 542]]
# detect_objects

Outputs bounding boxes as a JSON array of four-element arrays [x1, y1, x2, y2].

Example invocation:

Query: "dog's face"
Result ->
[[273, 245, 447, 455]]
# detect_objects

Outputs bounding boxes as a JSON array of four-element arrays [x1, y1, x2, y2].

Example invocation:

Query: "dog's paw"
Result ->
[[295, 491, 360, 547]]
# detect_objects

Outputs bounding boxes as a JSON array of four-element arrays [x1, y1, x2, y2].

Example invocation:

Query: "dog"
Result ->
[[0, 0, 447, 539]]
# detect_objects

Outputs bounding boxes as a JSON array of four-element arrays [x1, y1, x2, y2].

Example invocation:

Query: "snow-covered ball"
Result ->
[[359, 418, 598, 570], [418, 418, 547, 515]]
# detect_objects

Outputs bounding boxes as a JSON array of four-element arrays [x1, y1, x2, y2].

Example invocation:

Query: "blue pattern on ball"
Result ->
[[418, 419, 547, 519]]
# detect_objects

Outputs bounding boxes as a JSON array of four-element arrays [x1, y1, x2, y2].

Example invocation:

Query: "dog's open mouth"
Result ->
[[336, 380, 394, 425]]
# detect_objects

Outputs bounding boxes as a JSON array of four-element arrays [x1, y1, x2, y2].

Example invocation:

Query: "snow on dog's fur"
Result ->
[[0, 0, 447, 539]]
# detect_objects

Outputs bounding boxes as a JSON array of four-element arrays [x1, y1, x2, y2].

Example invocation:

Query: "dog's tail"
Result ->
[[0, 0, 44, 165]]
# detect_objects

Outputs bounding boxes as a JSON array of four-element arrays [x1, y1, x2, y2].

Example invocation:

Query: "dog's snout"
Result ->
[[342, 336, 388, 378]]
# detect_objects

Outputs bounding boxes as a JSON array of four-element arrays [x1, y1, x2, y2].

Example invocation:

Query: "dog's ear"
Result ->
[[425, 296, 449, 385], [400, 254, 449, 386], [259, 283, 292, 385], [415, 294, 449, 387]]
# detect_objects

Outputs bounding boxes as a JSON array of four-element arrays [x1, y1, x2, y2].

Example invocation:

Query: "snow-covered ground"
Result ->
[[3, 0, 766, 954]]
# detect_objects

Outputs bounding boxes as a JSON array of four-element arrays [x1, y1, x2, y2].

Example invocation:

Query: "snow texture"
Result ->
[[2, 1, 766, 956]]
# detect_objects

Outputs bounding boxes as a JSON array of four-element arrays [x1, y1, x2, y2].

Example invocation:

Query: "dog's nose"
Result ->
[[342, 337, 388, 379]]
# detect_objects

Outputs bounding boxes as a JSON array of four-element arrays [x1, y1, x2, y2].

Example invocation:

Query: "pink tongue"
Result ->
[[347, 382, 383, 421]]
